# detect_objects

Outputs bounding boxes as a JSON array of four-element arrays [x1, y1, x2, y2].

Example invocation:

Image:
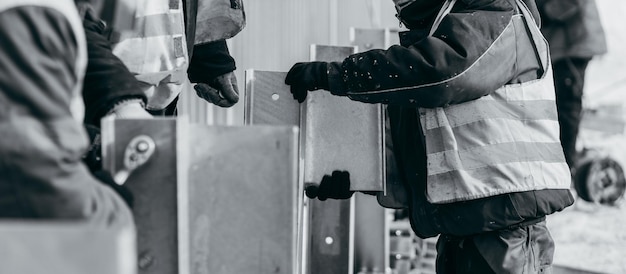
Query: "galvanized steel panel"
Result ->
[[350, 32, 391, 273], [304, 44, 385, 191], [0, 222, 136, 274], [102, 117, 185, 274], [103, 119, 300, 274], [244, 70, 300, 126], [187, 125, 300, 274], [350, 28, 386, 52]]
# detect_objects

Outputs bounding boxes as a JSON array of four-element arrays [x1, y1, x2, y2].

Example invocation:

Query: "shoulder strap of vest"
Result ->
[[429, 0, 457, 36], [517, 0, 549, 72]]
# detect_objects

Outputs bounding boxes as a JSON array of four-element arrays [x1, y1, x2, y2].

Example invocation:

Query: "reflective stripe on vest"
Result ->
[[418, 0, 571, 204], [0, 0, 87, 121], [111, 0, 188, 110]]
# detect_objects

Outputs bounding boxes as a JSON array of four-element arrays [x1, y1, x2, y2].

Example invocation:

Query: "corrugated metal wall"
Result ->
[[178, 0, 399, 125]]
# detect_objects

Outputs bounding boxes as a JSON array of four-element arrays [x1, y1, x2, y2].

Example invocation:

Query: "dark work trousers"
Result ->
[[552, 58, 591, 168], [436, 220, 554, 274]]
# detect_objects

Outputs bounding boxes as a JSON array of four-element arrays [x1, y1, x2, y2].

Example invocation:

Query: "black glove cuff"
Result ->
[[312, 61, 330, 91]]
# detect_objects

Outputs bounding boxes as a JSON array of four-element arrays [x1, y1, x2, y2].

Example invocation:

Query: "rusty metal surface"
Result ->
[[0, 221, 136, 274], [304, 44, 385, 191], [244, 70, 300, 126], [102, 117, 183, 274], [187, 125, 300, 274]]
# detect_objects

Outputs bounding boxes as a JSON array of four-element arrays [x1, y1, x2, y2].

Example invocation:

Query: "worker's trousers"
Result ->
[[436, 220, 554, 274]]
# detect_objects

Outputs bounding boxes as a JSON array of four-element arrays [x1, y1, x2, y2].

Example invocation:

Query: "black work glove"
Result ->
[[285, 61, 330, 103], [194, 71, 240, 108], [305, 170, 354, 201]]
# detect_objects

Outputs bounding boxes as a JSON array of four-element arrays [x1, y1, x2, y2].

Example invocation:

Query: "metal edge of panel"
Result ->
[[380, 105, 387, 195], [243, 69, 255, 125], [298, 110, 309, 274], [348, 197, 356, 274], [176, 117, 190, 274], [288, 125, 303, 274], [101, 116, 117, 175]]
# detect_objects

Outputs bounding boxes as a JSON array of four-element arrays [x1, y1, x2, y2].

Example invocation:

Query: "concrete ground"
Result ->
[[548, 196, 626, 274]]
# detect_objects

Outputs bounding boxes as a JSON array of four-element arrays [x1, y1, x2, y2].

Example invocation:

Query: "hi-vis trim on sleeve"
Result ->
[[346, 5, 550, 109], [0, 0, 87, 122]]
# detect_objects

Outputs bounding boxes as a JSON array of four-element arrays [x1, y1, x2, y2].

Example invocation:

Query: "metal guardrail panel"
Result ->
[[187, 125, 300, 274], [103, 118, 300, 274], [307, 198, 353, 274], [102, 117, 185, 274], [0, 222, 136, 274], [350, 28, 386, 52], [305, 44, 385, 191]]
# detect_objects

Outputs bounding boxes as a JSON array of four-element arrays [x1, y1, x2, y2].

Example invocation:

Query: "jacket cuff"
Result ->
[[327, 61, 348, 96], [187, 40, 236, 84]]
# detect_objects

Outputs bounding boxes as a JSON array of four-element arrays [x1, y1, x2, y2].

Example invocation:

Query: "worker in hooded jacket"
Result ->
[[285, 0, 575, 273], [0, 0, 132, 227]]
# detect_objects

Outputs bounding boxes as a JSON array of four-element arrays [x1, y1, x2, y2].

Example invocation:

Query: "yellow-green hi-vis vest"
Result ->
[[418, 0, 572, 204], [111, 0, 188, 110]]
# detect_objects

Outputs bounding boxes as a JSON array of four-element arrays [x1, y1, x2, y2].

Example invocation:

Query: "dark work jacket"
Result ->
[[537, 0, 607, 61], [326, 0, 574, 237]]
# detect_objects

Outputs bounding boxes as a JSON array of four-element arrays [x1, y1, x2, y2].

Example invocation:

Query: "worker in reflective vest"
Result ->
[[81, 0, 244, 123], [78, 0, 245, 182], [285, 0, 574, 273], [537, 0, 608, 168], [0, 0, 133, 227]]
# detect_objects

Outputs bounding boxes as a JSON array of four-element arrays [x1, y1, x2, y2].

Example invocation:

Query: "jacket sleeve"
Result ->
[[81, 9, 147, 126], [327, 0, 540, 107], [187, 40, 236, 84], [0, 4, 133, 227], [536, 0, 581, 22]]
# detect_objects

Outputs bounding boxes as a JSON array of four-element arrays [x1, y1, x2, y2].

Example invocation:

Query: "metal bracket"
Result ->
[[113, 135, 156, 185]]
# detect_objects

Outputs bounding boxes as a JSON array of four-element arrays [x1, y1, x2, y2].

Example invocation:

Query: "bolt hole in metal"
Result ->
[[325, 236, 334, 245], [271, 93, 280, 101]]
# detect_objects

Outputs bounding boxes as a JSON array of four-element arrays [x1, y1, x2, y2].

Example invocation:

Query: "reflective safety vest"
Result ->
[[111, 0, 188, 110], [418, 0, 571, 204]]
